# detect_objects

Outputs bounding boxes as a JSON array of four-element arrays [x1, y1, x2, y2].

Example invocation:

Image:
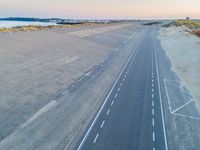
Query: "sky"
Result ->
[[0, 0, 200, 19]]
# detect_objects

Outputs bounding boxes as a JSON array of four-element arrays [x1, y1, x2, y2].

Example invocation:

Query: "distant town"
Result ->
[[0, 17, 136, 25]]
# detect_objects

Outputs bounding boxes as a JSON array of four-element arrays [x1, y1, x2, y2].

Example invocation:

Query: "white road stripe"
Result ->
[[111, 100, 114, 106], [101, 120, 105, 128], [115, 48, 119, 52], [106, 109, 110, 115], [152, 101, 154, 107], [152, 83, 154, 87], [153, 27, 168, 150], [21, 100, 57, 128], [93, 133, 99, 143], [118, 87, 120, 92], [120, 83, 123, 86], [152, 93, 154, 99], [114, 93, 118, 98], [152, 109, 155, 115], [153, 132, 155, 142], [152, 88, 154, 92], [123, 41, 127, 45], [152, 118, 155, 126], [123, 78, 125, 82]]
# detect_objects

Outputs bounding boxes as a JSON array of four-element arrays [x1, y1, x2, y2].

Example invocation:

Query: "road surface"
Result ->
[[76, 26, 168, 150]]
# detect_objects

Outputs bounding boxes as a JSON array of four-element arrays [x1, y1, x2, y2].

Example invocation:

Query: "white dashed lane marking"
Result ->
[[111, 100, 114, 106], [114, 93, 118, 99], [106, 109, 110, 115], [118, 87, 120, 92], [152, 93, 154, 99], [152, 132, 155, 142], [152, 101, 154, 107], [100, 120, 105, 128], [93, 133, 99, 143], [152, 61, 156, 149], [152, 109, 155, 115]]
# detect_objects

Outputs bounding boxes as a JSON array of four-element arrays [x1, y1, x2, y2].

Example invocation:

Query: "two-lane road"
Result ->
[[77, 27, 168, 150]]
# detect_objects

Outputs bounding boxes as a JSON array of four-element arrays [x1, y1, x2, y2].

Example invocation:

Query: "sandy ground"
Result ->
[[69, 24, 131, 37], [0, 22, 147, 149], [158, 27, 200, 110]]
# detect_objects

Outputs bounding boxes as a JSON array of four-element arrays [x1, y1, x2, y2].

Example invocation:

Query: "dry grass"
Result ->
[[165, 20, 200, 29], [0, 25, 72, 33], [176, 20, 200, 29], [0, 22, 106, 33], [163, 20, 200, 38]]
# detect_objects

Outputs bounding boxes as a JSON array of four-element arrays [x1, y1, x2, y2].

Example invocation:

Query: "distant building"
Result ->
[[186, 17, 190, 20]]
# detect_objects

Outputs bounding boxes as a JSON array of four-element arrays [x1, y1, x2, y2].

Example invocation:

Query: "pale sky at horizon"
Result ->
[[0, 0, 199, 19]]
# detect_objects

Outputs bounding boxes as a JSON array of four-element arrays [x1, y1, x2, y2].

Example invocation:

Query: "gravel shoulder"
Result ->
[[158, 27, 200, 110]]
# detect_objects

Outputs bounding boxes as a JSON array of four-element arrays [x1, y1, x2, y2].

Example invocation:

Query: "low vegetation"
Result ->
[[164, 20, 200, 38], [0, 25, 64, 33], [0, 22, 107, 33], [164, 20, 200, 28]]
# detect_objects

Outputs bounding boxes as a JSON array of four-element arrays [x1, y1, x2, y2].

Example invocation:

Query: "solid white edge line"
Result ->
[[77, 34, 144, 150], [153, 26, 168, 150], [163, 79, 172, 113]]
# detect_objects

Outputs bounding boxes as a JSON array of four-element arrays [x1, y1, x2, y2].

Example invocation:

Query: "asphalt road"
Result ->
[[77, 26, 168, 150]]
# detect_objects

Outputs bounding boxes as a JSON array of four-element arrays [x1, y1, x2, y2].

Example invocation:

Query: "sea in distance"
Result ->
[[0, 21, 57, 28]]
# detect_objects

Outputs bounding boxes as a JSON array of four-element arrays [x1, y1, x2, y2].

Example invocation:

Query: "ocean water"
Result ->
[[0, 21, 57, 28]]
